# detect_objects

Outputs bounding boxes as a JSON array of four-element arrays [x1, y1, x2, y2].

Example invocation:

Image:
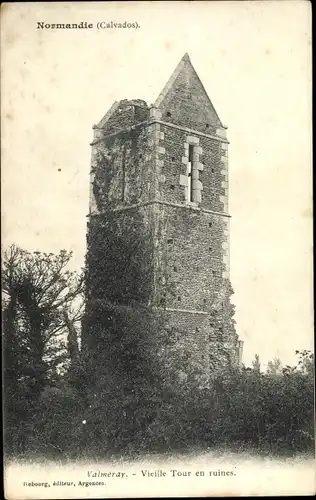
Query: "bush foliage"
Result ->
[[2, 246, 314, 459]]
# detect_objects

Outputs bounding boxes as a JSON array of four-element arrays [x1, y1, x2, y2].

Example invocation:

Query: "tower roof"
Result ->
[[155, 53, 223, 129], [94, 54, 224, 133]]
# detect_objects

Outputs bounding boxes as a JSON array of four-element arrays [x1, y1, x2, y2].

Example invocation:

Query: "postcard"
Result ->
[[1, 1, 314, 498]]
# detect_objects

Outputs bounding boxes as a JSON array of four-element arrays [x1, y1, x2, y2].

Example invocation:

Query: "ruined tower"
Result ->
[[84, 54, 242, 376]]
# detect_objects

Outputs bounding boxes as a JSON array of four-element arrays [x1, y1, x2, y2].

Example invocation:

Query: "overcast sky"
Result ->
[[2, 1, 313, 367]]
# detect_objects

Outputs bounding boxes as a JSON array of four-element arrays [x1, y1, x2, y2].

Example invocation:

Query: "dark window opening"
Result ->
[[206, 124, 209, 128], [212, 168, 215, 173], [167, 238, 173, 244], [188, 144, 194, 165], [203, 298, 207, 304], [172, 156, 175, 162], [139, 154, 142, 159], [173, 266, 178, 272], [166, 111, 171, 117], [209, 222, 212, 227], [177, 296, 181, 302], [212, 270, 216, 276], [121, 147, 127, 202], [209, 247, 212, 251], [170, 185, 175, 190], [188, 144, 194, 202]]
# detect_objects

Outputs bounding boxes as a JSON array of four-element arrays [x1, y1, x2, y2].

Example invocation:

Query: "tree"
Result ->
[[2, 244, 84, 454], [295, 349, 314, 377], [266, 357, 283, 375], [252, 353, 261, 373]]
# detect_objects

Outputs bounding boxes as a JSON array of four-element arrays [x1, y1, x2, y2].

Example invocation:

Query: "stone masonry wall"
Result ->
[[159, 125, 228, 214], [85, 54, 239, 373], [90, 126, 153, 214], [155, 205, 227, 312], [96, 100, 149, 136], [157, 57, 222, 135], [165, 310, 210, 386]]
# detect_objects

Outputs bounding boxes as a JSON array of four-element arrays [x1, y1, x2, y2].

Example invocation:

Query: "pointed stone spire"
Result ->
[[154, 53, 223, 130]]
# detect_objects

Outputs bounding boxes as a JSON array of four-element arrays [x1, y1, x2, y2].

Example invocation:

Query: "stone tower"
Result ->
[[84, 54, 242, 375]]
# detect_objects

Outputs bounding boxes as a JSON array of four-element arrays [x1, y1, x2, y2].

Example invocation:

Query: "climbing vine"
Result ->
[[92, 128, 150, 212]]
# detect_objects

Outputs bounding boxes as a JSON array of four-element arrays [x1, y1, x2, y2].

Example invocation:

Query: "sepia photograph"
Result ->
[[1, 1, 314, 498]]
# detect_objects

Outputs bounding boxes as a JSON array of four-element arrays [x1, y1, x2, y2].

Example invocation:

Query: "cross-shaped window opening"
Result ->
[[188, 144, 194, 202]]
